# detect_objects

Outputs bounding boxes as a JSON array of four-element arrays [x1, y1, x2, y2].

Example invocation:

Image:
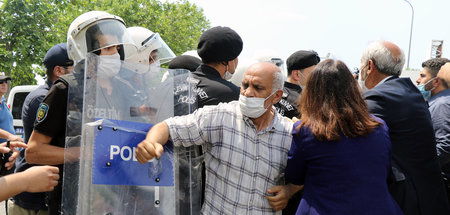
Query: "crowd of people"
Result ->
[[0, 9, 449, 215]]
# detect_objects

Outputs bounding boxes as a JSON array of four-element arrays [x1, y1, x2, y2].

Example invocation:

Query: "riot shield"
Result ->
[[62, 53, 202, 214]]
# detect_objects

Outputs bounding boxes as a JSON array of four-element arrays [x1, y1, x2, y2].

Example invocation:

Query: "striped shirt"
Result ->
[[165, 101, 293, 215]]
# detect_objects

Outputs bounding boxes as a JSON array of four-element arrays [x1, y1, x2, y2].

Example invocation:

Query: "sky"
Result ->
[[185, 0, 450, 80], [30, 0, 449, 84]]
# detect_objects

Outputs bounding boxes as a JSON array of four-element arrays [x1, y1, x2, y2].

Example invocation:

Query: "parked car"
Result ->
[[6, 85, 39, 138]]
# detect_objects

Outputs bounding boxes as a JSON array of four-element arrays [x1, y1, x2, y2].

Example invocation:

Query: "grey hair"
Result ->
[[272, 69, 284, 92], [361, 40, 405, 76]]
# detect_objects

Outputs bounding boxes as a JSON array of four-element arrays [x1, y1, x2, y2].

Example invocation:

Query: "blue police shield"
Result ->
[[61, 53, 201, 214]]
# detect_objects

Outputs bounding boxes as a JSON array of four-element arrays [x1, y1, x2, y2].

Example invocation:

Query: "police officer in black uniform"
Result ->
[[194, 26, 243, 108], [191, 26, 243, 205], [274, 50, 320, 119], [24, 11, 136, 215], [9, 43, 73, 215]]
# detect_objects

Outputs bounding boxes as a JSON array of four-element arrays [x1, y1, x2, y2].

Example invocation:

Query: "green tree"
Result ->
[[0, 0, 209, 87], [107, 0, 210, 55], [0, 0, 64, 86]]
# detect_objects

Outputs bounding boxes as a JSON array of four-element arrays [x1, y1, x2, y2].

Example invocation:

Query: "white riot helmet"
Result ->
[[125, 26, 175, 65], [67, 11, 136, 62]]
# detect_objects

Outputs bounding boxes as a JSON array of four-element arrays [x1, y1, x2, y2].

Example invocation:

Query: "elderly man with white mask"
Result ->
[[136, 62, 293, 214]]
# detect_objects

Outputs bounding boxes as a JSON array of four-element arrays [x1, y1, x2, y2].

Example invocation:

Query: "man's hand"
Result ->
[[135, 122, 170, 164], [23, 166, 59, 192], [135, 139, 164, 163], [0, 165, 60, 202], [266, 185, 290, 211], [8, 135, 24, 143], [1, 141, 27, 170], [267, 184, 304, 211]]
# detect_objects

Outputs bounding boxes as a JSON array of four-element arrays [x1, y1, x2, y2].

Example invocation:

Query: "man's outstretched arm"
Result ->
[[135, 122, 169, 163], [0, 128, 23, 142], [0, 165, 59, 201]]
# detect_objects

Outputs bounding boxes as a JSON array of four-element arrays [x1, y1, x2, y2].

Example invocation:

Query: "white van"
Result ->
[[6, 85, 39, 138]]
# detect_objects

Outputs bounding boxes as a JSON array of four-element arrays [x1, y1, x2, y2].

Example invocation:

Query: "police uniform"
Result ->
[[194, 26, 243, 108], [11, 80, 54, 213], [195, 26, 243, 205], [32, 72, 76, 215], [192, 64, 240, 108], [274, 82, 302, 119], [8, 43, 73, 215]]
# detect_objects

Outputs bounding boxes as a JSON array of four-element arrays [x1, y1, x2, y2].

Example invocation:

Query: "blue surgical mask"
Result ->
[[417, 77, 436, 101]]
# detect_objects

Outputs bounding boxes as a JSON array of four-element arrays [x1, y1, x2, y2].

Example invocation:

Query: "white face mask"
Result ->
[[239, 91, 276, 118], [98, 53, 121, 78], [297, 70, 307, 89], [224, 71, 233, 80], [358, 80, 369, 93], [224, 60, 236, 80], [149, 59, 161, 73], [359, 65, 370, 93]]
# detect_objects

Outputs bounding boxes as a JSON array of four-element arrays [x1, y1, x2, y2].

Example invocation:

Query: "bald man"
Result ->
[[360, 40, 450, 215], [135, 62, 293, 214], [431, 63, 450, 202]]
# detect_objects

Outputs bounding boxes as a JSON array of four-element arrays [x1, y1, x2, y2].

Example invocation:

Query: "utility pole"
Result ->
[[402, 0, 414, 70]]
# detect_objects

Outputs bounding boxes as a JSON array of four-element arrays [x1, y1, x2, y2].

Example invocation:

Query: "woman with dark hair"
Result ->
[[284, 59, 403, 214]]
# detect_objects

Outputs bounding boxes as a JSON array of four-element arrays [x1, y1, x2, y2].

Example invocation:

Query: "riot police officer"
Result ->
[[25, 11, 136, 215]]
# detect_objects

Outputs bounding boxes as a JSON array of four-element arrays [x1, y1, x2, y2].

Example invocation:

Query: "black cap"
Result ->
[[168, 55, 202, 72], [197, 26, 243, 63], [286, 50, 320, 72], [0, 72, 11, 81], [43, 43, 73, 69]]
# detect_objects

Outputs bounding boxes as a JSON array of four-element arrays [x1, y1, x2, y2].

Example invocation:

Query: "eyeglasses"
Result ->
[[0, 80, 9, 84]]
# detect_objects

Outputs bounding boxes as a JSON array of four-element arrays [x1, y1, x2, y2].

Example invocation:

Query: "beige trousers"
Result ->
[[7, 200, 48, 215]]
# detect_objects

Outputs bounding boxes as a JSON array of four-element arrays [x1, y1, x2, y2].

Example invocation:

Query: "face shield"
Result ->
[[85, 19, 135, 57], [68, 18, 136, 61], [140, 33, 175, 65]]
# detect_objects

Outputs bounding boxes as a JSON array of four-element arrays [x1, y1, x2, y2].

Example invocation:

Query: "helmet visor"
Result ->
[[141, 33, 176, 64], [85, 19, 136, 53]]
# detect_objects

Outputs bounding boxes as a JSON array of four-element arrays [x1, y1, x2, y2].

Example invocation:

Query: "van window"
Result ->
[[11, 92, 30, 120]]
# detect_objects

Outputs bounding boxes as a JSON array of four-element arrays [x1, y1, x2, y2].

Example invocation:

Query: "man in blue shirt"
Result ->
[[0, 72, 16, 143], [430, 62, 450, 202], [0, 72, 22, 177], [9, 43, 73, 215]]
